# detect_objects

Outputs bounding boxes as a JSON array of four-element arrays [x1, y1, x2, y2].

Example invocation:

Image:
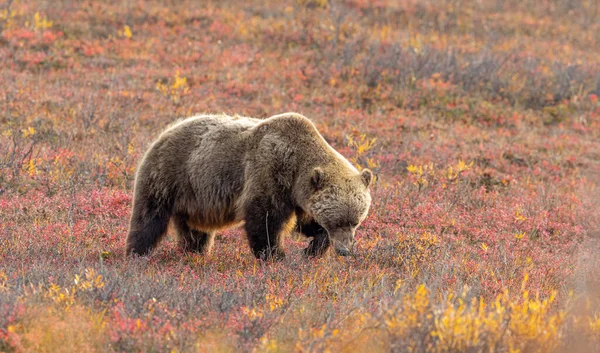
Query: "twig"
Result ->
[[265, 211, 271, 259]]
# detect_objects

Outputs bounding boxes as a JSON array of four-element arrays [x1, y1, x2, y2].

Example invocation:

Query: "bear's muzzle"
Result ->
[[329, 229, 356, 257]]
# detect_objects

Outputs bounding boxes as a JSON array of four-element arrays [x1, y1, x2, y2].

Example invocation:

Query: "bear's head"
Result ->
[[308, 167, 373, 256]]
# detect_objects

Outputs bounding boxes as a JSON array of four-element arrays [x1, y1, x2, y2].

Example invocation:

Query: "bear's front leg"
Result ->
[[243, 196, 294, 261], [298, 221, 331, 257]]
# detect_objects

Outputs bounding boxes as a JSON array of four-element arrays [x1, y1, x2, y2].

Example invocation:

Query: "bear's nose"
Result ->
[[333, 238, 355, 257], [334, 247, 352, 256]]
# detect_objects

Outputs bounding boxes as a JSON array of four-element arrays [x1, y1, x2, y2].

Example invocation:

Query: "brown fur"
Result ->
[[126, 112, 373, 259]]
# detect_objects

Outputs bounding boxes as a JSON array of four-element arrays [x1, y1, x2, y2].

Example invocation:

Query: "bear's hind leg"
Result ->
[[173, 214, 215, 254], [243, 196, 294, 261], [126, 198, 171, 256]]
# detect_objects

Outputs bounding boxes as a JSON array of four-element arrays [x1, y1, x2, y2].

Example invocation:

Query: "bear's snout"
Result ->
[[329, 229, 356, 256], [335, 247, 352, 257]]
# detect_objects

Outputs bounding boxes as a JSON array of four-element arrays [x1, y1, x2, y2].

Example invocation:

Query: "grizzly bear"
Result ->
[[126, 112, 373, 260]]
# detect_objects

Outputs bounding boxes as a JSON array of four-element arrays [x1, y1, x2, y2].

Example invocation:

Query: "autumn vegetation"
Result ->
[[1, 0, 599, 352]]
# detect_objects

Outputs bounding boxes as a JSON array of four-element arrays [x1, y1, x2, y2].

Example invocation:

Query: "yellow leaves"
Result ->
[[393, 279, 404, 294], [386, 284, 430, 334], [26, 158, 36, 176], [46, 269, 105, 309], [266, 293, 283, 311], [445, 166, 458, 180], [449, 160, 473, 178], [589, 314, 600, 334], [34, 12, 53, 30], [74, 268, 105, 291], [313, 323, 327, 339], [156, 81, 168, 96], [259, 337, 279, 352], [480, 243, 489, 252], [432, 297, 487, 348], [384, 280, 570, 352], [522, 272, 529, 290], [0, 271, 9, 292], [514, 208, 527, 222], [157, 70, 190, 103], [171, 71, 187, 90], [347, 127, 379, 178], [515, 213, 526, 222], [431, 286, 563, 352], [242, 306, 263, 321], [415, 283, 428, 304], [366, 157, 379, 169], [0, 6, 19, 30], [515, 231, 526, 240], [368, 272, 385, 289], [509, 290, 562, 347], [407, 164, 423, 175], [235, 25, 248, 40], [407, 159, 473, 187], [407, 162, 433, 188], [46, 283, 76, 307], [21, 126, 35, 138], [15, 127, 38, 176], [378, 24, 392, 42], [121, 25, 133, 39], [420, 231, 439, 246], [347, 128, 377, 158], [117, 24, 133, 40], [2, 129, 12, 137], [446, 159, 474, 181]]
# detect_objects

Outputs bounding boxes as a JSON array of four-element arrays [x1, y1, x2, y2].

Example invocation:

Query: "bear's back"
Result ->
[[162, 114, 260, 137], [251, 112, 359, 175]]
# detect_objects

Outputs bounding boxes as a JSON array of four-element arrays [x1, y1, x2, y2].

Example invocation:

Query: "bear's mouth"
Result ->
[[334, 247, 352, 256], [331, 237, 355, 257]]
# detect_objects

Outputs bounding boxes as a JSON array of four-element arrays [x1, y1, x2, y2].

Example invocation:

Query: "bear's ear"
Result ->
[[361, 169, 373, 187], [311, 167, 325, 190]]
